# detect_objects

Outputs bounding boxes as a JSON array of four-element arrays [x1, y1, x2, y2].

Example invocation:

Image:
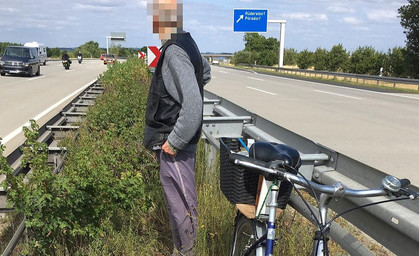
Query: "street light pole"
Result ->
[[106, 36, 111, 54], [268, 20, 286, 68]]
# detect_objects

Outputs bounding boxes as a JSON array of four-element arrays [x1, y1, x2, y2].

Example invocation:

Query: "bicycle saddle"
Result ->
[[249, 142, 301, 170]]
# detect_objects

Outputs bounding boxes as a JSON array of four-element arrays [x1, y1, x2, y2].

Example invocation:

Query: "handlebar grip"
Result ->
[[229, 152, 270, 168], [229, 153, 285, 180]]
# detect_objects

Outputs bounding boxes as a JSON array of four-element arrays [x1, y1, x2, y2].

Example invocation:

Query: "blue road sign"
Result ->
[[233, 9, 268, 32]]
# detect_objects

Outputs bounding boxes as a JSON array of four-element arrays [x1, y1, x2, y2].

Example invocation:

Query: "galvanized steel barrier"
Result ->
[[202, 90, 419, 256], [1, 80, 103, 256], [238, 63, 419, 91]]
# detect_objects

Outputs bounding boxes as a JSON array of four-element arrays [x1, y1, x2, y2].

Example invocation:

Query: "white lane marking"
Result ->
[[212, 76, 217, 79], [268, 73, 419, 101], [219, 71, 228, 74], [2, 79, 97, 144], [27, 76, 46, 81], [66, 69, 75, 72], [247, 86, 277, 96], [222, 67, 419, 101], [247, 76, 265, 81], [314, 90, 362, 100]]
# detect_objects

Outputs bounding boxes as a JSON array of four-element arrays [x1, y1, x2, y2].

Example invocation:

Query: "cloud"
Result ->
[[136, 0, 147, 8], [0, 7, 17, 13], [73, 0, 129, 11], [186, 19, 232, 32], [327, 6, 354, 13], [367, 9, 398, 22], [343, 17, 363, 25], [342, 17, 370, 31], [283, 12, 328, 21], [74, 3, 114, 11]]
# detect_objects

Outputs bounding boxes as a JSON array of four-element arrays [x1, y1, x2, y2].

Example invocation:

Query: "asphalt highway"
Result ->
[[1, 61, 418, 186], [0, 59, 108, 156], [205, 65, 419, 186]]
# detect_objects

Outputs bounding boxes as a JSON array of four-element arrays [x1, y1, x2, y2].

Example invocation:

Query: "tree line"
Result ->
[[47, 41, 144, 58], [232, 0, 419, 79], [0, 41, 144, 59], [232, 34, 417, 78]]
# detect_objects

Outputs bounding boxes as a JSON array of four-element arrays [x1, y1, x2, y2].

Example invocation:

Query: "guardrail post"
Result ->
[[204, 141, 217, 173], [203, 89, 419, 255]]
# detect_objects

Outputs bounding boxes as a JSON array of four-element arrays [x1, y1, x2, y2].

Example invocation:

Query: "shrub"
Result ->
[[297, 49, 314, 69], [0, 58, 159, 254]]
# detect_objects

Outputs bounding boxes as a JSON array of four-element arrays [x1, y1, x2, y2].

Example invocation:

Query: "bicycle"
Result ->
[[219, 137, 418, 256]]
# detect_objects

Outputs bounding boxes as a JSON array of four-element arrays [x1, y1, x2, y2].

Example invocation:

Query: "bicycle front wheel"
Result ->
[[231, 214, 257, 256]]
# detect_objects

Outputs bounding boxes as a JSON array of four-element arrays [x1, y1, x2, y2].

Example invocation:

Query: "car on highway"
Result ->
[[103, 54, 116, 65], [0, 46, 40, 77]]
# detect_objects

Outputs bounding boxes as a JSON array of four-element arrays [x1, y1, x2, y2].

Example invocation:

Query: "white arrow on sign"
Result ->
[[236, 15, 243, 23]]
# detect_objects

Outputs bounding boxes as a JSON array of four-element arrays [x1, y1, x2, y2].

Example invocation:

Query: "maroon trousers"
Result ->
[[159, 150, 198, 255]]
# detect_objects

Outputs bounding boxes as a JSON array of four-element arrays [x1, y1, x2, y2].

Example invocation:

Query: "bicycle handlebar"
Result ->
[[232, 155, 418, 199]]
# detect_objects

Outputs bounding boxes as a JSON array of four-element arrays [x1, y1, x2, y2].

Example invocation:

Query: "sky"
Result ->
[[0, 0, 409, 53]]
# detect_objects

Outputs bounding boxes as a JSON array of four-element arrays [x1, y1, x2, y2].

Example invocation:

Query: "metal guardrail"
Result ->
[[202, 90, 419, 256], [2, 82, 417, 255], [1, 81, 103, 256], [238, 63, 419, 91]]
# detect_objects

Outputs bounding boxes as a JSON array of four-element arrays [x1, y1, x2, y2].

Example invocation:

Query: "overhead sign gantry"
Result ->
[[105, 32, 126, 54]]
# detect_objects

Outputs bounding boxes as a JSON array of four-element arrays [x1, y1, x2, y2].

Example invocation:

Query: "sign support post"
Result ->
[[268, 20, 286, 68], [105, 32, 126, 54]]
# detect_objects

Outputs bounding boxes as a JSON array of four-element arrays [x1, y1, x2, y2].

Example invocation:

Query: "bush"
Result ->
[[297, 49, 314, 69], [327, 44, 348, 72], [313, 48, 329, 71], [0, 58, 160, 255], [284, 48, 298, 66], [347, 46, 384, 75]]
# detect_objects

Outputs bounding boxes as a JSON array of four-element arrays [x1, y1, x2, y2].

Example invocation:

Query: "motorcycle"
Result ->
[[77, 55, 83, 64], [62, 59, 71, 70]]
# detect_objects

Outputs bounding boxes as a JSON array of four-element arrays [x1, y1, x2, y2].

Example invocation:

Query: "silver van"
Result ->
[[24, 42, 47, 65]]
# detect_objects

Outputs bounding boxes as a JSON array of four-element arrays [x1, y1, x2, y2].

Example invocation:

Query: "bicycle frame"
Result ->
[[241, 180, 282, 256], [240, 176, 340, 256], [265, 184, 279, 255], [228, 141, 417, 256]]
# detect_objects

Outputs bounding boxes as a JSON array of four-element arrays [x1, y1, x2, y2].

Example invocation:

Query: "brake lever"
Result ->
[[268, 160, 285, 169], [403, 188, 419, 200]]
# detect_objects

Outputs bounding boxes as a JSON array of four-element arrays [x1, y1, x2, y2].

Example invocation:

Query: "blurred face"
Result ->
[[150, 0, 183, 40]]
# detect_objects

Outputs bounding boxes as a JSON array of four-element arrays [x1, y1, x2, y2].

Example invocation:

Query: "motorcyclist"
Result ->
[[61, 51, 72, 64], [77, 51, 83, 63]]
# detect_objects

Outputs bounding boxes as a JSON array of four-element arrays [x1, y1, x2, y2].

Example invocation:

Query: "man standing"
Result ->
[[144, 0, 211, 255]]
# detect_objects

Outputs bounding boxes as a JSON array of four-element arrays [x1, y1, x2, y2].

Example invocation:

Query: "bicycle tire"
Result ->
[[231, 214, 256, 256]]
